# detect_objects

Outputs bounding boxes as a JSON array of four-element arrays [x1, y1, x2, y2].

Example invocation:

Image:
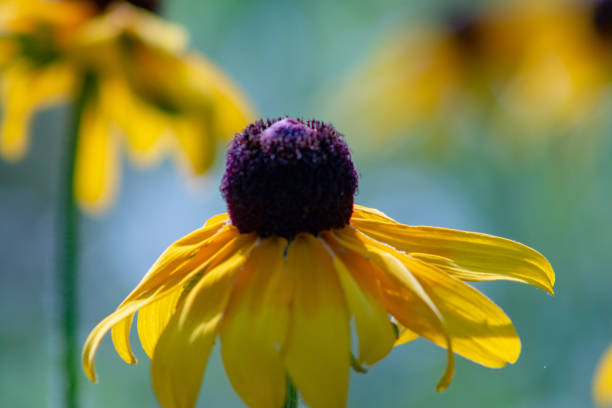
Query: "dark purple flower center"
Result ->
[[446, 9, 483, 55], [221, 118, 359, 239], [93, 0, 160, 13], [593, 0, 612, 39]]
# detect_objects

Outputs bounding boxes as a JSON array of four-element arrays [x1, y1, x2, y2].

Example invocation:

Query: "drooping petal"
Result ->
[[74, 99, 119, 213], [321, 233, 396, 366], [100, 77, 169, 166], [0, 62, 73, 160], [333, 227, 455, 391], [401, 254, 520, 368], [136, 288, 182, 358], [120, 220, 233, 305], [110, 225, 238, 364], [594, 342, 612, 406], [151, 236, 257, 408], [171, 117, 216, 175], [83, 225, 238, 379], [110, 313, 137, 364], [83, 284, 180, 382], [351, 205, 555, 294], [184, 54, 255, 139], [220, 237, 292, 408], [345, 225, 521, 367], [284, 234, 351, 408]]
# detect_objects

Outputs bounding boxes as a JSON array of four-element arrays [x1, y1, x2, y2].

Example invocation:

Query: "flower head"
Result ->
[[329, 0, 611, 148], [221, 118, 358, 239], [83, 118, 555, 408], [0, 0, 254, 212]]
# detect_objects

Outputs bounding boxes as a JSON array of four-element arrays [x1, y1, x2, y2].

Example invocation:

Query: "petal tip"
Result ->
[[82, 362, 98, 383]]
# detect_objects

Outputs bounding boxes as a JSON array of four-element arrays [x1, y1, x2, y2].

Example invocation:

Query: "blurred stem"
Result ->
[[58, 72, 93, 408], [284, 376, 298, 408]]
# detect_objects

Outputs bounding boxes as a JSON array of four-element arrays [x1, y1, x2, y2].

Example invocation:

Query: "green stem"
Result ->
[[58, 72, 94, 408], [283, 376, 298, 408]]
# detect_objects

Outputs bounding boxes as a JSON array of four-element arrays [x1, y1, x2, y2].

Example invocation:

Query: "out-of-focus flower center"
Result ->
[[446, 9, 483, 55], [92, 0, 159, 13], [221, 118, 358, 239], [593, 0, 612, 40]]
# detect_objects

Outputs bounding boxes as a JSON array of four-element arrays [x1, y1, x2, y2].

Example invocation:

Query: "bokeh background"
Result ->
[[2, 0, 612, 407]]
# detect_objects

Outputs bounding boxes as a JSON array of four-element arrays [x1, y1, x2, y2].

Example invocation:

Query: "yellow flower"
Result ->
[[329, 0, 609, 146], [83, 118, 555, 408], [478, 0, 607, 131], [595, 342, 612, 406], [0, 0, 254, 212]]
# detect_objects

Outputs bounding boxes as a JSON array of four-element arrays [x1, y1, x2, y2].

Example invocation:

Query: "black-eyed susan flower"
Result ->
[[83, 118, 555, 408], [595, 342, 612, 406], [330, 0, 610, 147], [0, 0, 254, 212]]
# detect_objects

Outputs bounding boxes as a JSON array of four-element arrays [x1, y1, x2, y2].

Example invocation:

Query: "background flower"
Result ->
[[0, 0, 254, 212], [327, 0, 612, 152]]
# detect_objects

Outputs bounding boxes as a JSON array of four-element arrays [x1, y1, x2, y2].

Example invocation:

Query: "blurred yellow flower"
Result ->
[[330, 0, 610, 145], [83, 118, 555, 408], [477, 1, 606, 131], [0, 0, 254, 212], [595, 342, 612, 406]]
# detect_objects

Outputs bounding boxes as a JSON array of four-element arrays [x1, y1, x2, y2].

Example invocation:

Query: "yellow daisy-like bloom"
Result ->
[[0, 0, 254, 212], [595, 342, 612, 406], [476, 0, 607, 131], [83, 118, 555, 408], [330, 0, 610, 146]]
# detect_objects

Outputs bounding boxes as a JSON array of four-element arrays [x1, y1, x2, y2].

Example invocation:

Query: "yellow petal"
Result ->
[[109, 224, 238, 365], [100, 78, 169, 166], [74, 99, 119, 213], [351, 205, 555, 294], [151, 237, 257, 408], [321, 233, 396, 365], [1, 0, 93, 33], [203, 213, 229, 227], [395, 325, 420, 346], [594, 343, 612, 406], [83, 222, 236, 378], [82, 284, 180, 382], [334, 227, 455, 391], [114, 3, 188, 52], [220, 237, 291, 408], [403, 255, 520, 368], [185, 55, 255, 139], [120, 219, 233, 305], [110, 313, 137, 364], [284, 234, 351, 408], [171, 118, 216, 175], [136, 288, 182, 358], [1, 62, 73, 160]]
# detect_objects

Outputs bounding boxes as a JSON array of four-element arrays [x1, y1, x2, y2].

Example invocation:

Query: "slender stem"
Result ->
[[283, 376, 298, 408], [58, 72, 94, 408]]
